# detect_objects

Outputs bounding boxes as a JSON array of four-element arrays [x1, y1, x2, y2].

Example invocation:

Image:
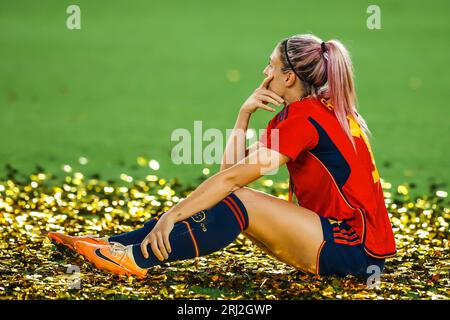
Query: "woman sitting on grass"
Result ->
[[49, 34, 396, 279]]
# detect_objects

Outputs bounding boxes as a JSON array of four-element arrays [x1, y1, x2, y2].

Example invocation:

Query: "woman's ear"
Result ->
[[285, 71, 296, 87]]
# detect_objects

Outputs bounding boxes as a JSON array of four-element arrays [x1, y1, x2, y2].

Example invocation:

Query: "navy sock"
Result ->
[[108, 213, 165, 246], [131, 192, 249, 269]]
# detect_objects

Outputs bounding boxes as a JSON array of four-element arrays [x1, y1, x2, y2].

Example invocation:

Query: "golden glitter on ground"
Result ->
[[0, 164, 448, 300]]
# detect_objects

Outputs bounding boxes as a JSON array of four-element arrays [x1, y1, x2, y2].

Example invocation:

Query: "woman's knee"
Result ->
[[232, 187, 253, 200]]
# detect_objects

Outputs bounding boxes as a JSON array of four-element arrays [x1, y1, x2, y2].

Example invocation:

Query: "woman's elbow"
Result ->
[[221, 170, 244, 193]]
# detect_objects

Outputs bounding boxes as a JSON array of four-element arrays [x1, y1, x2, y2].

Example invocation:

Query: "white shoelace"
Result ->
[[108, 242, 128, 267]]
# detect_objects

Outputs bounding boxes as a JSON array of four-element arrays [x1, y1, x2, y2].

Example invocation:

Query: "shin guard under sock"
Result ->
[[132, 191, 249, 269], [108, 213, 165, 246]]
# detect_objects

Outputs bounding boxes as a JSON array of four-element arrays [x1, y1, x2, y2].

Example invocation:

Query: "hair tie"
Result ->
[[321, 41, 328, 53]]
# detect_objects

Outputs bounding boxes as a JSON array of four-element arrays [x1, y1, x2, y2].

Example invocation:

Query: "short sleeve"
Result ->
[[259, 115, 318, 160]]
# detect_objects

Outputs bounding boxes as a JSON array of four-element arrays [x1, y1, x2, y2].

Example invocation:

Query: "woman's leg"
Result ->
[[74, 192, 249, 277], [130, 192, 248, 268], [107, 215, 162, 246], [234, 187, 324, 274], [129, 187, 323, 274]]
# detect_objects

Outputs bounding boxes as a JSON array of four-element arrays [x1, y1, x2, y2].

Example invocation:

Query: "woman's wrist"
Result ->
[[239, 107, 253, 117], [237, 108, 252, 127], [162, 209, 178, 223]]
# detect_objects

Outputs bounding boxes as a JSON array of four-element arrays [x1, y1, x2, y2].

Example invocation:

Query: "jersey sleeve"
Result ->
[[259, 114, 319, 160]]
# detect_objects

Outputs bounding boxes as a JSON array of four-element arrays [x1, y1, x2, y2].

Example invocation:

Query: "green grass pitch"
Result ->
[[1, 0, 449, 195]]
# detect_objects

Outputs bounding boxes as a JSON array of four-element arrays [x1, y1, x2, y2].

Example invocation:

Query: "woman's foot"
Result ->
[[74, 241, 147, 279], [48, 232, 109, 254]]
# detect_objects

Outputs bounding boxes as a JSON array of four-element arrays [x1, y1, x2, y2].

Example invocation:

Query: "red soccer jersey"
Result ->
[[259, 97, 396, 259]]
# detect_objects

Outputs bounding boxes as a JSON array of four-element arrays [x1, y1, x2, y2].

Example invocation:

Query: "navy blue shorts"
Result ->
[[317, 216, 385, 279]]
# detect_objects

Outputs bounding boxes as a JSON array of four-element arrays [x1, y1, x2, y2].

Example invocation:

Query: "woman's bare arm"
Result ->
[[220, 110, 252, 171], [220, 75, 283, 171], [167, 146, 290, 223]]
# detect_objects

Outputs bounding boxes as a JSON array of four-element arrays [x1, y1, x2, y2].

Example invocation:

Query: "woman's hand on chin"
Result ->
[[240, 75, 284, 114]]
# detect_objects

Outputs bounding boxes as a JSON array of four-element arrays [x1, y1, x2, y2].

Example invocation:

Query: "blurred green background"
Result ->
[[1, 0, 449, 195]]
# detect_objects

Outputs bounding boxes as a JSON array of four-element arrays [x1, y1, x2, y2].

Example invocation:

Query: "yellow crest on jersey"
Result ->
[[320, 98, 334, 111]]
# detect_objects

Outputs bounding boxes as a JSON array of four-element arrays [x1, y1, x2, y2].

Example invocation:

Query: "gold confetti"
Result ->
[[0, 164, 448, 300], [79, 157, 88, 165], [149, 160, 160, 171], [137, 156, 148, 167], [226, 69, 240, 82]]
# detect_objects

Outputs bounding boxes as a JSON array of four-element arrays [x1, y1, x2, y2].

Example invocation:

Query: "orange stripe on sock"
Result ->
[[227, 196, 246, 228], [182, 221, 199, 257], [223, 198, 244, 231]]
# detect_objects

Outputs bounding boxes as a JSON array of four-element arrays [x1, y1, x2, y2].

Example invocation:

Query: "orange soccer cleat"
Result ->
[[48, 232, 109, 255], [74, 241, 147, 279]]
